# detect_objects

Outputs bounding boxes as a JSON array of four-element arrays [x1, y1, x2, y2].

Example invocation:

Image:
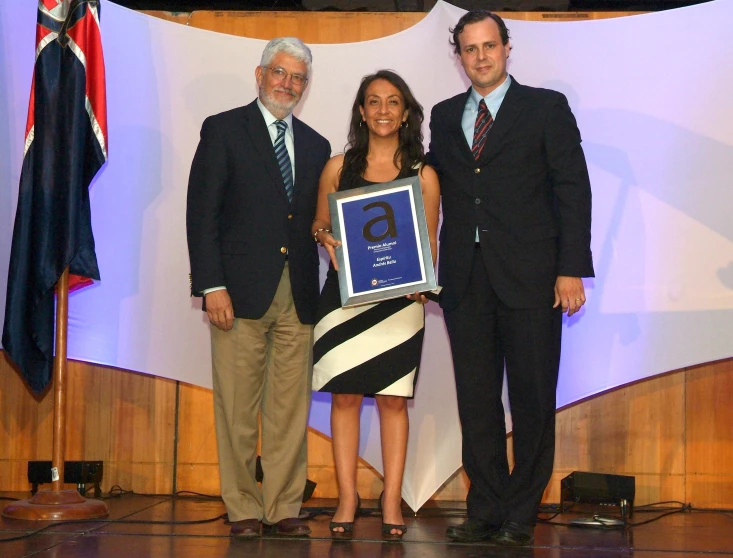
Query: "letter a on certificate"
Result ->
[[362, 201, 397, 242]]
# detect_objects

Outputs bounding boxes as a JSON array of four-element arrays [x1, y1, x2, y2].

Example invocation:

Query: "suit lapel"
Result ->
[[241, 101, 290, 204], [477, 78, 525, 163], [292, 117, 309, 204], [447, 89, 475, 164]]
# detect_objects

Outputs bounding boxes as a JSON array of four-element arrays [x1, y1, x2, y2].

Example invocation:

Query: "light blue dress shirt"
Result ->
[[461, 75, 512, 147]]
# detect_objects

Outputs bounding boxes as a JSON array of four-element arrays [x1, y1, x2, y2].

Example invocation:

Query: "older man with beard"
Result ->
[[187, 37, 331, 538]]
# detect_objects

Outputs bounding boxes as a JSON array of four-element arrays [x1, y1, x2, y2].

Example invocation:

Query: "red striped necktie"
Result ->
[[472, 99, 493, 160]]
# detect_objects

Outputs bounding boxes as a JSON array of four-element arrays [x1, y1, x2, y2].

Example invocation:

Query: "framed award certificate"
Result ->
[[328, 175, 437, 308]]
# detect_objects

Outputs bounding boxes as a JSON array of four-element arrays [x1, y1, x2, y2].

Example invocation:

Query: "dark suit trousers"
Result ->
[[444, 247, 562, 526]]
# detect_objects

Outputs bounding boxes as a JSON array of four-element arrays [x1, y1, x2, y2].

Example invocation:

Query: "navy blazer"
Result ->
[[187, 100, 331, 324], [428, 78, 594, 311]]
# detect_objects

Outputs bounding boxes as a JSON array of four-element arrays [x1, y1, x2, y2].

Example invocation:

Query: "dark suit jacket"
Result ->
[[428, 78, 594, 311], [186, 100, 331, 324]]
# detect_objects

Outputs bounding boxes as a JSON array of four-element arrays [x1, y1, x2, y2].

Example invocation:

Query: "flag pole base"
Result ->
[[2, 489, 108, 520]]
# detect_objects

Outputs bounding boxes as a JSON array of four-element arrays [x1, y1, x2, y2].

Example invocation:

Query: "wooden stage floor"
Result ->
[[1, 493, 732, 557]]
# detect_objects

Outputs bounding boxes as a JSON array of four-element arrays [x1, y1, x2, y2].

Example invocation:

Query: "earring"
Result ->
[[402, 121, 409, 129], [359, 120, 364, 128]]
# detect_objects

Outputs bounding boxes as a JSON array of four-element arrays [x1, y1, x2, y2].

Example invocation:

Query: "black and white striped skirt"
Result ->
[[312, 270, 425, 398]]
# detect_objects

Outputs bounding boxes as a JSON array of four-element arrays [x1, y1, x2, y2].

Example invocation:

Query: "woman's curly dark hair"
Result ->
[[341, 70, 425, 187]]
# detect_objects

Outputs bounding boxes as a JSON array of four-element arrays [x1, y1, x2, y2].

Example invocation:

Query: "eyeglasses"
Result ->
[[262, 66, 308, 86]]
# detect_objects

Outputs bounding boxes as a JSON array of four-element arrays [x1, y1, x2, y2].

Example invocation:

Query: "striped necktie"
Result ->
[[472, 99, 493, 160], [274, 120, 293, 202]]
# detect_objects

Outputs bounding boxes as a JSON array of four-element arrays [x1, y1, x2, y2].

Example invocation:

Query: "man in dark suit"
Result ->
[[428, 11, 594, 546], [186, 37, 330, 539]]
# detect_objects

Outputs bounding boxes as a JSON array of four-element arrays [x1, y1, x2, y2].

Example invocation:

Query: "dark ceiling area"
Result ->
[[109, 0, 709, 13]]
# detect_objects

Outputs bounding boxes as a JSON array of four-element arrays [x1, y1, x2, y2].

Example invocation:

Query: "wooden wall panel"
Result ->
[[144, 10, 424, 43], [175, 383, 219, 495], [549, 371, 687, 505], [189, 11, 424, 43], [1, 352, 53, 490], [142, 10, 644, 43], [0, 353, 176, 494], [103, 367, 176, 494], [3, 9, 731, 510], [3, 351, 733, 505], [685, 359, 733, 508]]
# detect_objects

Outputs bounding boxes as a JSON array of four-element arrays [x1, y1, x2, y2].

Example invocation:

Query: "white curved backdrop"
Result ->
[[2, 0, 733, 511]]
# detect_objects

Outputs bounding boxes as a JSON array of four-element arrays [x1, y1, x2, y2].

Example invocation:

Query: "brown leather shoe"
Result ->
[[230, 518, 261, 539], [265, 517, 311, 537]]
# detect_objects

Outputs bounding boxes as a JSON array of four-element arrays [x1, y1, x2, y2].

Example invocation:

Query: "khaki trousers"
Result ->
[[210, 264, 313, 524]]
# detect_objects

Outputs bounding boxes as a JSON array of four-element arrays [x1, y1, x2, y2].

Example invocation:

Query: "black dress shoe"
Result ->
[[330, 493, 362, 540], [446, 518, 500, 542], [378, 491, 407, 541], [264, 517, 311, 537], [493, 520, 534, 546]]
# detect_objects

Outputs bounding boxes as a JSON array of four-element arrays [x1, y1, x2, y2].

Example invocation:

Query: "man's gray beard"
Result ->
[[260, 87, 298, 116]]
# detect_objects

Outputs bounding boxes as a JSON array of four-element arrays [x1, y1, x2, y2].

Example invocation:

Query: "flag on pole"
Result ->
[[2, 0, 108, 394]]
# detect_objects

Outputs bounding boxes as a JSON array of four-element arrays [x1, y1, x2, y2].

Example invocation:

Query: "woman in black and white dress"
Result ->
[[311, 70, 439, 540]]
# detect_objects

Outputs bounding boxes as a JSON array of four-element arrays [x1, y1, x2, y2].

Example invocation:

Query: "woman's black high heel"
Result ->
[[329, 493, 362, 540], [378, 490, 407, 541]]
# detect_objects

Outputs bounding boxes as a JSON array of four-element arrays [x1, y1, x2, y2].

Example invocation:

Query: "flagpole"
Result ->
[[2, 267, 108, 520], [51, 266, 70, 494]]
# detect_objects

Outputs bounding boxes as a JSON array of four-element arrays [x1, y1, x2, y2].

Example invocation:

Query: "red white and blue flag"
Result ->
[[2, 0, 108, 393]]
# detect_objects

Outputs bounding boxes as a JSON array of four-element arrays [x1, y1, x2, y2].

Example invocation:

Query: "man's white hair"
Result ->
[[260, 37, 313, 77]]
